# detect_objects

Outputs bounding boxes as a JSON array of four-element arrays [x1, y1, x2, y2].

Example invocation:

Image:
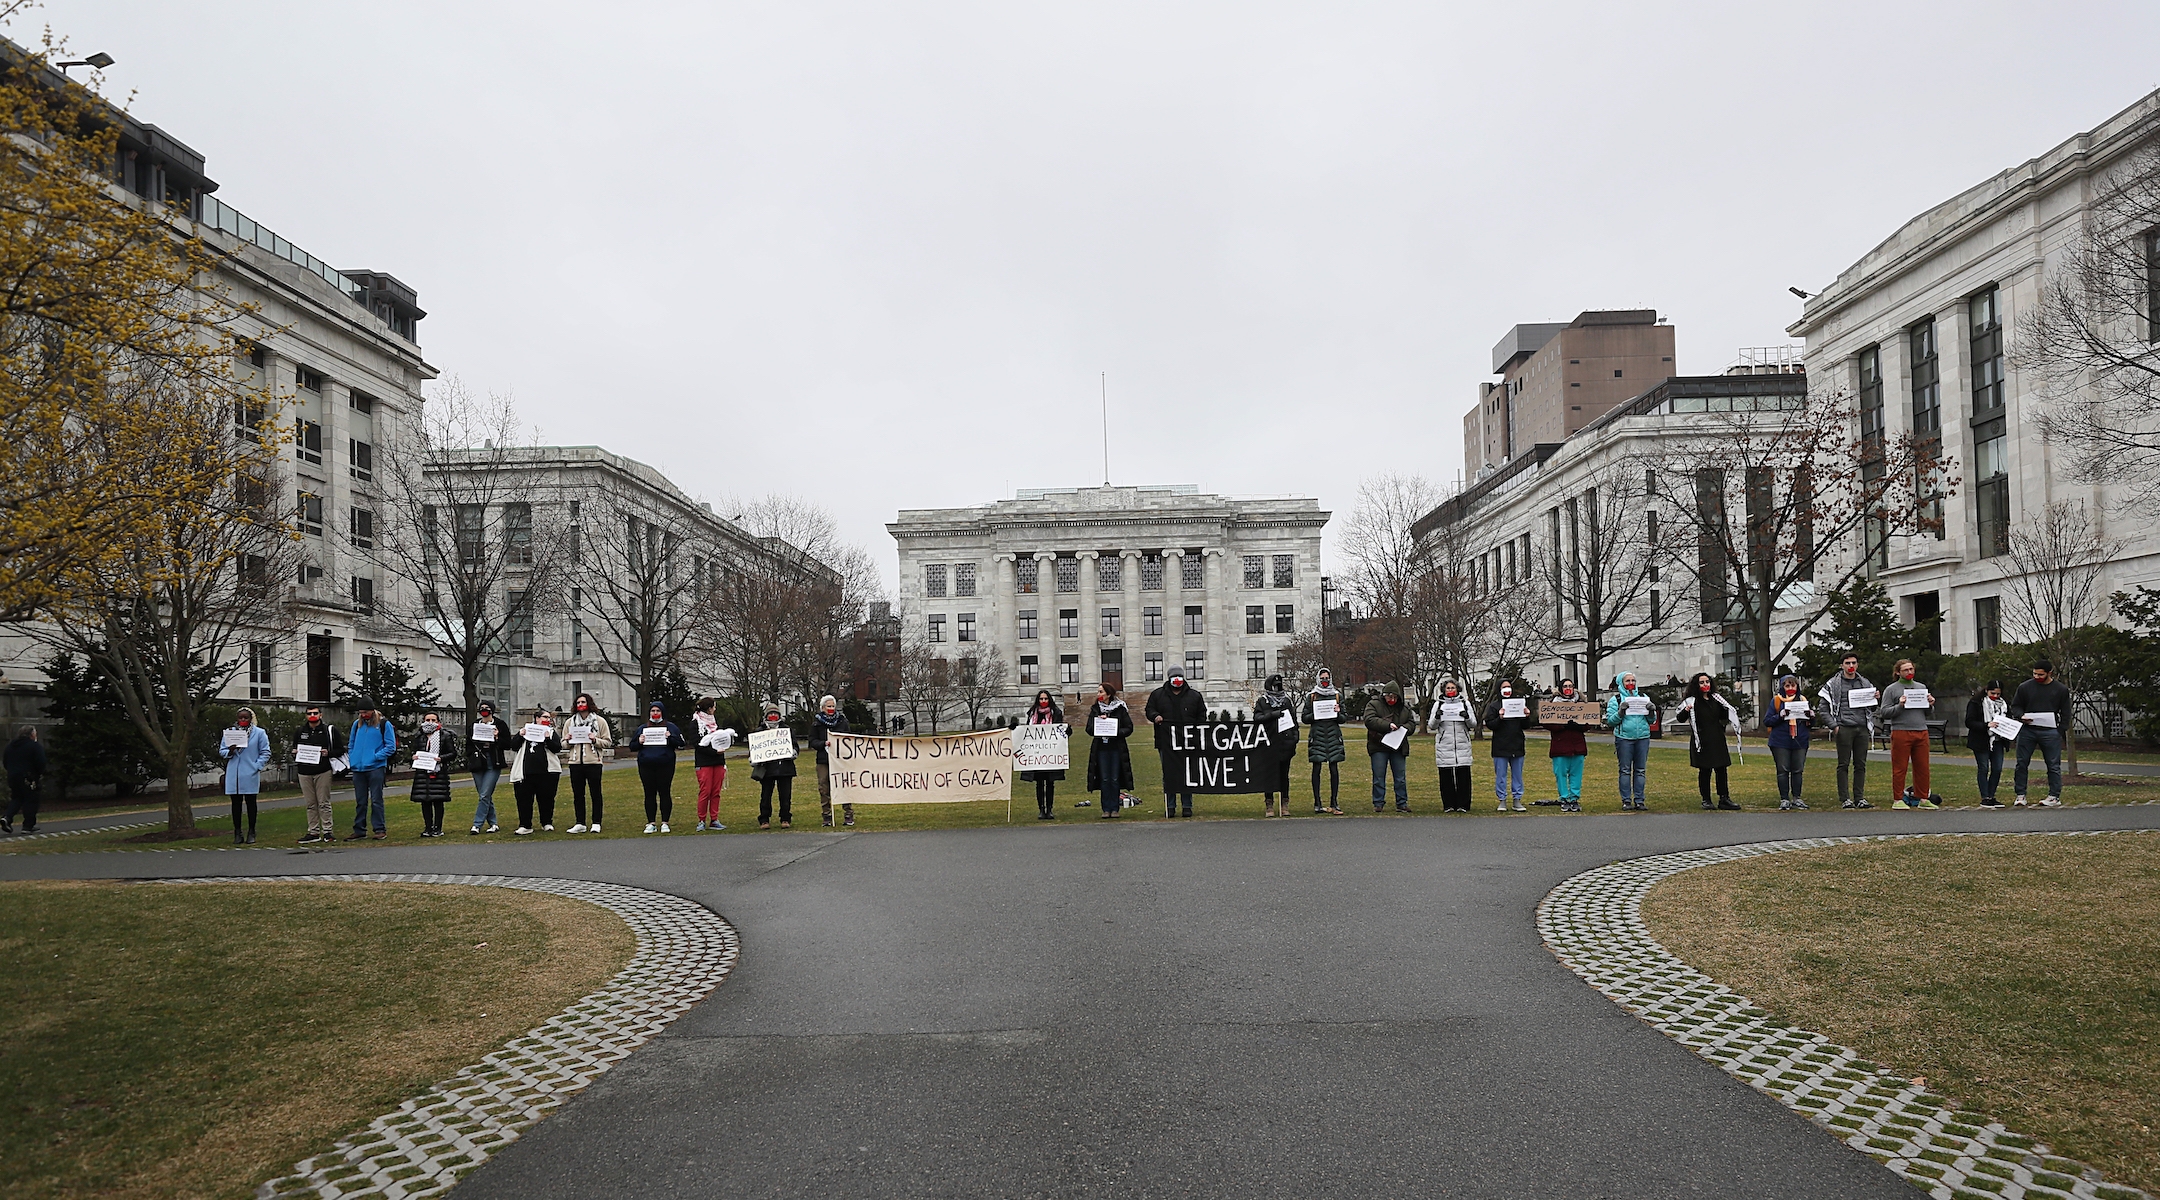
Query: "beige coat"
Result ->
[[560, 713, 613, 766]]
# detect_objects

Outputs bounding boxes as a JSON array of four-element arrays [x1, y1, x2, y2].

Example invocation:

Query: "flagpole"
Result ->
[[1101, 372, 1110, 486]]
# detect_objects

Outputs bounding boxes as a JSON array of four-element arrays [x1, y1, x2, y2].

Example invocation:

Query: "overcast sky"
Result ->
[[45, 1, 2160, 589]]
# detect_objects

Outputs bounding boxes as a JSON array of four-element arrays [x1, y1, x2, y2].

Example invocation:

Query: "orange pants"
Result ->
[[696, 764, 726, 822], [1889, 730, 1931, 802]]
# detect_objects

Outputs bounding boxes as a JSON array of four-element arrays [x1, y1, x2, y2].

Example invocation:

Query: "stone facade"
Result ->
[[889, 486, 1329, 716]]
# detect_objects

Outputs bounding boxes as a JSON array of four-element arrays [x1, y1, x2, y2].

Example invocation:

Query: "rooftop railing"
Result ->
[[199, 194, 370, 309]]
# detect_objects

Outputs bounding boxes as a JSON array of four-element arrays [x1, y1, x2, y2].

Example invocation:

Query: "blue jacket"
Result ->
[[633, 708, 686, 765], [347, 719, 397, 772], [220, 725, 272, 794], [1604, 676, 1657, 741], [1766, 694, 1813, 750]]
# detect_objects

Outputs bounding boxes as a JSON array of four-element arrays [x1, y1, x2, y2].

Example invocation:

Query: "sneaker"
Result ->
[[1979, 799, 2003, 809], [515, 827, 532, 836], [659, 822, 671, 833], [589, 823, 600, 833], [694, 820, 707, 831], [708, 821, 726, 831], [298, 832, 321, 844], [2040, 795, 2062, 807], [2013, 795, 2029, 807], [568, 823, 588, 834], [1840, 799, 1856, 809], [1511, 800, 1526, 812], [1793, 800, 1808, 810], [823, 817, 836, 827], [542, 824, 554, 832], [759, 821, 771, 830], [1919, 799, 1940, 810], [1778, 800, 1793, 811], [778, 820, 791, 829], [1855, 800, 1873, 809], [843, 815, 854, 827], [486, 823, 500, 833], [470, 825, 482, 835], [0, 819, 11, 833], [644, 823, 658, 834], [1496, 801, 1509, 812]]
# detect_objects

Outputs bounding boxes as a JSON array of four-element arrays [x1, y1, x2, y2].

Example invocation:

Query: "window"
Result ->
[[1974, 596, 2001, 650], [924, 564, 947, 597], [298, 490, 323, 537], [1910, 318, 1945, 538], [1969, 288, 2004, 414], [1143, 605, 1164, 636], [928, 614, 946, 642], [349, 506, 374, 549], [1058, 609, 1079, 639], [1060, 654, 1080, 685], [1101, 607, 1121, 637], [351, 575, 375, 613], [1857, 345, 1889, 573], [235, 471, 269, 518], [571, 587, 582, 611], [1649, 588, 1663, 630], [1273, 554, 1294, 588], [1140, 554, 1164, 590], [1016, 559, 1039, 594], [954, 563, 976, 596], [245, 343, 266, 370], [1183, 605, 1204, 635], [961, 658, 979, 687], [1017, 609, 1038, 639], [1144, 652, 1164, 681], [504, 503, 533, 565], [1101, 649, 1123, 678], [456, 504, 485, 563], [567, 499, 581, 565], [1184, 651, 1206, 680], [1613, 368, 1623, 378], [2148, 229, 2160, 340], [573, 620, 585, 657], [349, 390, 375, 416], [1275, 604, 1294, 633], [507, 591, 534, 655], [1181, 554, 1204, 589], [1056, 556, 1080, 593], [957, 612, 976, 642], [296, 419, 322, 465], [1246, 605, 1265, 634], [297, 561, 323, 586], [248, 643, 274, 699], [1247, 650, 1267, 679], [1095, 555, 1121, 590], [1504, 539, 1517, 584], [239, 554, 269, 594], [1243, 555, 1265, 588], [235, 397, 267, 441], [348, 438, 373, 482], [1018, 655, 1040, 685], [296, 366, 323, 392], [1971, 288, 2009, 558]]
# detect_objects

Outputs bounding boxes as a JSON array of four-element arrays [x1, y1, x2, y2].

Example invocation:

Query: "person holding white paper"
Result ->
[[692, 697, 733, 831], [407, 712, 460, 838], [1965, 681, 2009, 807], [751, 708, 797, 829], [1363, 684, 1415, 813], [466, 702, 513, 834], [561, 693, 613, 834], [1251, 676, 1300, 817], [1766, 676, 1812, 810], [1877, 660, 1936, 808], [1302, 668, 1346, 814], [1020, 690, 1068, 820], [1429, 681, 1476, 812], [1539, 679, 1589, 813], [1819, 655, 1877, 809], [1603, 673, 1658, 811], [633, 701, 687, 834], [508, 708, 564, 834], [1084, 684, 1135, 818], [219, 707, 272, 845], [293, 706, 344, 844], [1678, 673, 1743, 811], [2009, 660, 2072, 806], [1481, 681, 1531, 811]]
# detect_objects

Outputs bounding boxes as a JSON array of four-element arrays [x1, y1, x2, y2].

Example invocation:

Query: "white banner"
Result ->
[[1012, 724, 1069, 772], [748, 727, 795, 764], [827, 729, 1012, 804]]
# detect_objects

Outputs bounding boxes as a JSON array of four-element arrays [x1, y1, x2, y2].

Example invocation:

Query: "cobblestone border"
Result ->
[[1539, 830, 2153, 1200], [144, 873, 738, 1199]]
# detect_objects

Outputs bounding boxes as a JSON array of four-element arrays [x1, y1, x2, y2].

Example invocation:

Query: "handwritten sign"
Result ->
[[471, 722, 497, 742], [1781, 700, 1811, 719], [1436, 700, 1468, 722], [411, 752, 439, 773], [1276, 712, 1295, 733], [641, 726, 671, 746], [1988, 714, 2024, 740], [748, 728, 795, 764], [2026, 711, 2058, 729], [1902, 688, 1932, 709], [523, 723, 549, 743], [828, 729, 1012, 804], [1541, 700, 1600, 725], [1625, 697, 1652, 716], [222, 728, 249, 749], [1501, 698, 1527, 719], [1092, 716, 1120, 739], [1848, 687, 1878, 708], [1013, 724, 1070, 772], [294, 744, 324, 765], [1311, 699, 1339, 721], [1158, 722, 1281, 794]]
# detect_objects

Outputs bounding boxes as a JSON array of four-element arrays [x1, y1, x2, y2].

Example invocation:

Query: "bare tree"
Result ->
[[1342, 472, 1442, 623], [1532, 461, 1695, 697], [571, 471, 716, 713], [2000, 499, 2124, 776], [1406, 499, 1499, 717], [698, 495, 878, 710], [950, 643, 1012, 729], [895, 635, 955, 734]]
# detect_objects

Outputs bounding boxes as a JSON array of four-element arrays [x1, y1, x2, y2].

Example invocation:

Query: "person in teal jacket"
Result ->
[[1603, 673, 1659, 811], [219, 706, 273, 844]]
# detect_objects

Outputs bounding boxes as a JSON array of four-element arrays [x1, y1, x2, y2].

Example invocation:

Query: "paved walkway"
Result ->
[[5, 805, 2157, 1198]]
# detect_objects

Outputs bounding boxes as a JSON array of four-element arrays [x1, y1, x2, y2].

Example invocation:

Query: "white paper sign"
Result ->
[[1902, 688, 1932, 709], [1501, 698, 1527, 719], [748, 728, 794, 764], [1440, 701, 1465, 721], [1988, 715, 2024, 741], [641, 726, 670, 746], [523, 723, 549, 743], [294, 744, 324, 765], [1782, 700, 1811, 719], [1848, 687, 1878, 707], [1381, 726, 1408, 750], [1625, 697, 1651, 716], [1276, 712, 1294, 733], [411, 752, 440, 773], [222, 728, 249, 749], [1312, 699, 1339, 721], [2027, 711, 2058, 729], [701, 728, 736, 751], [330, 756, 349, 773], [1092, 716, 1120, 738], [1013, 724, 1071, 772], [471, 722, 497, 742], [568, 729, 591, 744]]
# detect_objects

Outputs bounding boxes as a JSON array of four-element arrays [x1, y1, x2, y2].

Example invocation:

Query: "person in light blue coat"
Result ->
[[345, 701, 397, 840], [220, 706, 273, 845], [1603, 673, 1659, 811]]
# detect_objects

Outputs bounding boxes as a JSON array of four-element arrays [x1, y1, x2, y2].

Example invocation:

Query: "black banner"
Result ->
[[1161, 722, 1282, 794]]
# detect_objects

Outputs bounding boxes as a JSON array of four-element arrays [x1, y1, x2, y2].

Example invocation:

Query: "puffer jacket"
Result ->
[[1427, 695, 1475, 768], [1604, 676, 1657, 741], [409, 726, 460, 805], [1302, 686, 1347, 764]]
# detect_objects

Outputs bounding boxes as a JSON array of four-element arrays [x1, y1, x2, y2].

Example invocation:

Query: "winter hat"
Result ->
[[648, 701, 667, 718], [1264, 674, 1284, 692]]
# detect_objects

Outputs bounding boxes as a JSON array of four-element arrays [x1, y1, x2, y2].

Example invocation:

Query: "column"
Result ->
[[1077, 551, 1100, 701], [1164, 549, 1186, 689], [1203, 548, 1227, 708], [993, 554, 1017, 689], [1122, 550, 1142, 691], [1034, 552, 1056, 692]]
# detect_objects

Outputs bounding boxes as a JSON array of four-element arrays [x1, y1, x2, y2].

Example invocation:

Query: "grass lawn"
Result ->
[[9, 732, 2159, 854], [1643, 833, 2160, 1194], [0, 879, 633, 1200]]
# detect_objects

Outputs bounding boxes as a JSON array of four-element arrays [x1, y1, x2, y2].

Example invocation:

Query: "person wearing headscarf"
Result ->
[[562, 692, 613, 833], [219, 706, 272, 844], [1084, 682, 1135, 817], [1679, 672, 1744, 810], [1965, 679, 2008, 809], [1767, 674, 1813, 810], [1252, 675, 1299, 817], [752, 708, 797, 830], [508, 707, 564, 834], [1481, 680, 1532, 812], [1427, 680, 1475, 813], [1020, 689, 1067, 820], [1144, 670, 1207, 818], [1540, 679, 1589, 813], [1603, 673, 1657, 811], [1302, 668, 1347, 814], [808, 695, 854, 828], [407, 710, 460, 837], [635, 700, 687, 833]]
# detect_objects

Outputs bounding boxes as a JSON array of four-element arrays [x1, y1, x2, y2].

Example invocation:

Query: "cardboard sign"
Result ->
[[748, 727, 795, 764], [1158, 722, 1282, 794], [1092, 716, 1120, 738], [412, 752, 440, 773], [641, 726, 671, 746], [471, 722, 497, 742], [1013, 724, 1070, 772], [1311, 699, 1339, 721], [1902, 688, 1932, 709], [1381, 726, 1408, 751], [294, 744, 324, 765], [1541, 700, 1601, 726], [1989, 715, 2024, 741], [827, 729, 1012, 804], [222, 728, 249, 749], [523, 723, 549, 743], [1848, 687, 1878, 707], [1501, 698, 1527, 719]]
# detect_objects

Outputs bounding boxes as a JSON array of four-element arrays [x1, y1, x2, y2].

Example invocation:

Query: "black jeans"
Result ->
[[759, 776, 793, 824], [1311, 761, 1339, 809], [419, 799, 445, 833], [1033, 777, 1057, 816], [1697, 766, 1730, 805], [229, 792, 257, 833], [640, 760, 675, 822], [1158, 751, 1192, 815], [1437, 765, 1472, 811], [515, 773, 559, 829], [569, 763, 605, 826]]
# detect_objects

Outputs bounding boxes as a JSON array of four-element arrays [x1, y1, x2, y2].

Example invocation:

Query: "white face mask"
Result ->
[[422, 720, 439, 732]]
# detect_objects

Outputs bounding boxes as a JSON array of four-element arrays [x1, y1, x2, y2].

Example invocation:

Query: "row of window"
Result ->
[[1014, 648, 1292, 686], [926, 604, 1296, 642], [927, 553, 1299, 597]]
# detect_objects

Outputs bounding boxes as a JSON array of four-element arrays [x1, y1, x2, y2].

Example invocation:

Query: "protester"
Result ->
[[1878, 659, 1935, 809], [293, 705, 344, 844], [2, 725, 45, 834], [1766, 675, 1811, 810], [808, 695, 854, 828], [508, 707, 563, 834], [1085, 683, 1135, 818], [344, 700, 396, 840], [407, 711, 460, 838], [1966, 680, 2009, 809], [219, 706, 271, 844], [1541, 679, 1589, 813], [1302, 667, 1347, 814], [1482, 680, 1531, 812], [562, 692, 612, 834], [1145, 670, 1207, 818], [1678, 673, 1744, 810], [1020, 689, 1067, 820], [2010, 659, 2072, 808], [1252, 675, 1299, 817], [692, 698, 732, 831], [1604, 673, 1657, 811], [753, 708, 797, 830], [1363, 683, 1415, 813], [633, 701, 687, 834], [467, 701, 512, 834], [1819, 654, 1876, 809], [1428, 680, 1475, 813]]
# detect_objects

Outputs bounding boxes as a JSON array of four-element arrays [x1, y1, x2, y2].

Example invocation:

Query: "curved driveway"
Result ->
[[8, 806, 2156, 1198]]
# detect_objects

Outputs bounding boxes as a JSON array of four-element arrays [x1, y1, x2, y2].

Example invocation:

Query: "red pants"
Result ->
[[1890, 729, 1931, 801], [696, 764, 726, 822]]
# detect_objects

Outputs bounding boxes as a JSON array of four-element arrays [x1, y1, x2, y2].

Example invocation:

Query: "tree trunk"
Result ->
[[165, 744, 198, 833]]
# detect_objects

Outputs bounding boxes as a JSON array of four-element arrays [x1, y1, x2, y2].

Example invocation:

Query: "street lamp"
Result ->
[[57, 52, 115, 74]]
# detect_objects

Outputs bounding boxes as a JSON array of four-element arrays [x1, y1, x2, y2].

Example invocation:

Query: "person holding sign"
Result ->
[[1363, 684, 1415, 813], [2009, 659, 2072, 807], [751, 708, 797, 829], [1819, 654, 1877, 809], [407, 712, 460, 838], [508, 707, 564, 834], [1604, 674, 1657, 811], [344, 701, 397, 841], [808, 696, 855, 828], [1878, 659, 1936, 808], [1965, 680, 2009, 808], [1085, 683, 1135, 817], [1540, 679, 1590, 813], [1302, 668, 1347, 814], [1428, 680, 1476, 813], [219, 706, 272, 845], [1766, 675, 1813, 810], [293, 706, 344, 844], [466, 702, 512, 834], [1678, 673, 1744, 810], [1252, 675, 1300, 817], [562, 693, 613, 834], [692, 698, 733, 831], [1020, 690, 1067, 820], [1145, 671, 1208, 818], [634, 701, 687, 833], [1482, 681, 1532, 812]]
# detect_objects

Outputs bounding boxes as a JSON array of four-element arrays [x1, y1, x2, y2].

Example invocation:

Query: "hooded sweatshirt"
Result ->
[[1604, 676, 1656, 741], [1363, 686, 1413, 755], [633, 703, 686, 765]]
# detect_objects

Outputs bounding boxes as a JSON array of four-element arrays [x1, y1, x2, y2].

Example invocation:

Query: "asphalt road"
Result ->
[[7, 804, 2157, 1198]]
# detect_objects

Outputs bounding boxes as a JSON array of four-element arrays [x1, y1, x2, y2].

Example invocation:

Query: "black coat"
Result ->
[[1143, 683, 1207, 749], [409, 727, 460, 805], [293, 721, 345, 776], [1084, 701, 1135, 791], [466, 717, 513, 771], [1482, 696, 1532, 758], [751, 727, 797, 780], [1253, 690, 1300, 757], [808, 712, 850, 765], [3, 733, 45, 780]]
